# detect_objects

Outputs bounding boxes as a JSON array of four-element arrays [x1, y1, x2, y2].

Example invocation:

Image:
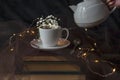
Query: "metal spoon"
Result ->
[[70, 39, 81, 54]]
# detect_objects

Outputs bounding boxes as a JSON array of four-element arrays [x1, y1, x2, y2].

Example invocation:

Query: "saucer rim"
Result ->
[[30, 38, 70, 50]]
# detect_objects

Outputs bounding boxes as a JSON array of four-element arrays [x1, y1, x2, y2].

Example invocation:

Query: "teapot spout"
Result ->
[[69, 5, 77, 12]]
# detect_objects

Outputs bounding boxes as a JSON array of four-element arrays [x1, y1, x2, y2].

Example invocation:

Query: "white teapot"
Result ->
[[69, 0, 116, 28]]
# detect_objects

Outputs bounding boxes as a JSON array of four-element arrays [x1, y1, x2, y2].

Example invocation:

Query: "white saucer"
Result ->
[[30, 38, 70, 50]]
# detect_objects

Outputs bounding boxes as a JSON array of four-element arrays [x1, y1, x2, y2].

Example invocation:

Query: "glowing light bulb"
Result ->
[[82, 52, 87, 57], [31, 31, 35, 34], [94, 60, 99, 63], [94, 43, 96, 46], [26, 30, 30, 33], [79, 47, 82, 50], [10, 48, 14, 51], [13, 34, 16, 36], [19, 34, 22, 37], [91, 48, 95, 51], [85, 28, 88, 31], [112, 68, 116, 72]]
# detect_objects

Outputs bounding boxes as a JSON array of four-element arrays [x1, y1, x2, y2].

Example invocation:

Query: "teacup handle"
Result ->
[[61, 28, 69, 40]]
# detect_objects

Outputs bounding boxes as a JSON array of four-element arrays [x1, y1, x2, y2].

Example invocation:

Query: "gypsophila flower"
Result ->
[[36, 15, 60, 29]]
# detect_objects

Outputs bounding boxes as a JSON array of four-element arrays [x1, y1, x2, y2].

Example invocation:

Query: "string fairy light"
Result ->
[[8, 27, 37, 53], [31, 30, 35, 34], [74, 45, 117, 77], [87, 63, 116, 77], [8, 17, 42, 53], [8, 16, 117, 78], [9, 33, 16, 52], [81, 27, 116, 77], [86, 59, 116, 77]]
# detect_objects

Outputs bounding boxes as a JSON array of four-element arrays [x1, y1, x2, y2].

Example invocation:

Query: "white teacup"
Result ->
[[38, 27, 69, 47]]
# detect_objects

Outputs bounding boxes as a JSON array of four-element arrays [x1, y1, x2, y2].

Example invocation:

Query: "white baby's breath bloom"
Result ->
[[36, 15, 60, 29]]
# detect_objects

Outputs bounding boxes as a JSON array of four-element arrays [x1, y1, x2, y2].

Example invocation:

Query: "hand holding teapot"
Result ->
[[107, 0, 120, 7], [69, 0, 116, 28]]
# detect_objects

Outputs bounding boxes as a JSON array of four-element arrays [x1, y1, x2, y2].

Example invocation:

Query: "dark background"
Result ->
[[0, 0, 119, 53]]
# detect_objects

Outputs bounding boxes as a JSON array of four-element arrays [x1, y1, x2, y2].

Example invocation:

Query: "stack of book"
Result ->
[[16, 55, 86, 80]]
